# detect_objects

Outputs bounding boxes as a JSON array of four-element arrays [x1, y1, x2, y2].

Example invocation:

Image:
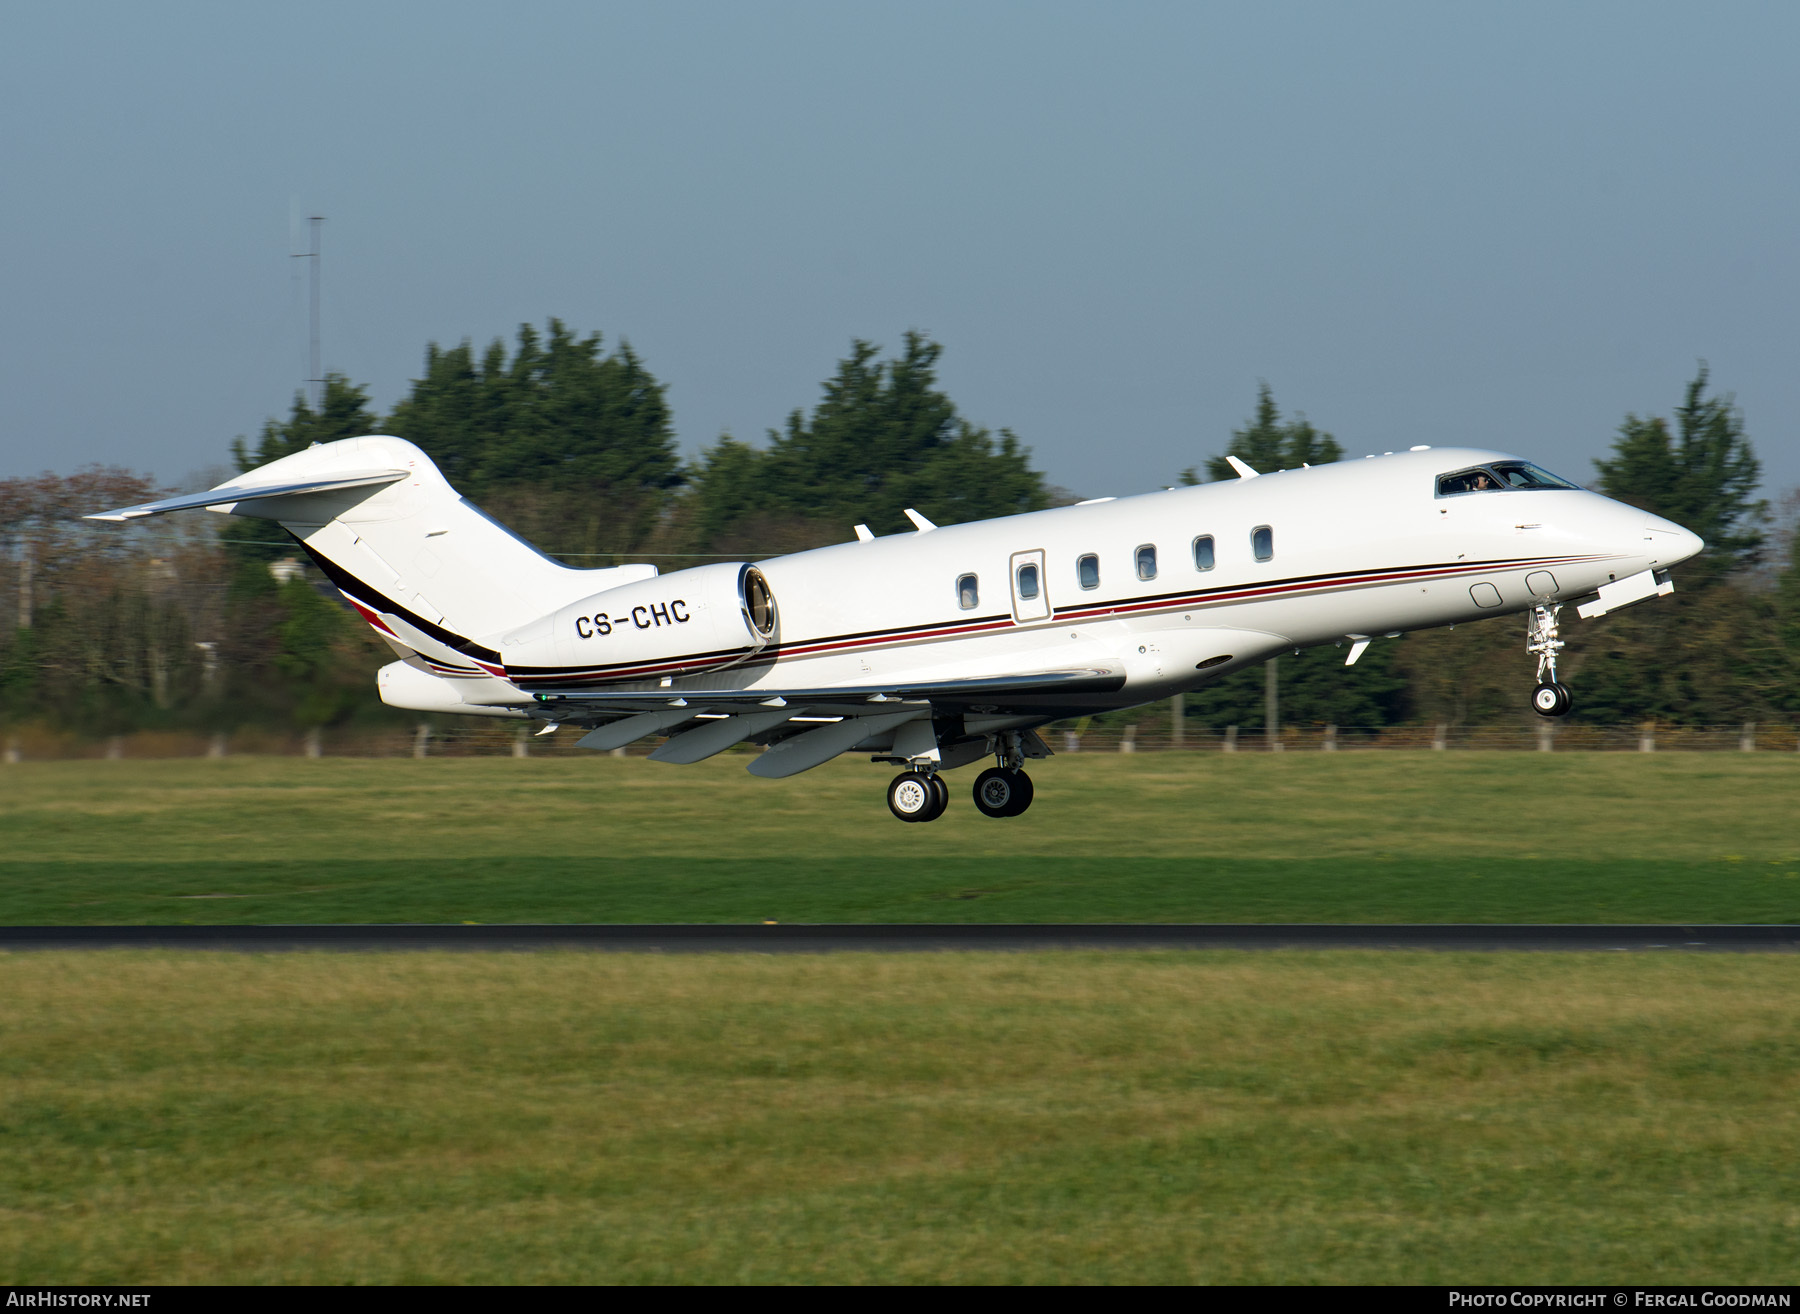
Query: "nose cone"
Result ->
[[1646, 514, 1704, 567]]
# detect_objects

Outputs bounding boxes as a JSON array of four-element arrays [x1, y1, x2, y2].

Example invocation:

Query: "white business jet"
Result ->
[[92, 437, 1701, 821]]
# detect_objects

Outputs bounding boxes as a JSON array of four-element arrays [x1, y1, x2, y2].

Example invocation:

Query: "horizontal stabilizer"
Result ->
[[85, 469, 409, 521]]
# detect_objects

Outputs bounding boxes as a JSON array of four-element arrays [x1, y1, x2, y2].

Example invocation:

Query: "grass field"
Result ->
[[4, 757, 1798, 1284], [2, 949, 1797, 1284], [1, 754, 1797, 923]]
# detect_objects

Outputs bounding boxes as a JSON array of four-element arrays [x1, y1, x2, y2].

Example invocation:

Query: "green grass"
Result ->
[[2, 754, 1798, 923], [2, 950, 1797, 1284]]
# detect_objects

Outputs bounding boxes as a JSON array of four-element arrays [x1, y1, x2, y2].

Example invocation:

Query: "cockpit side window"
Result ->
[[1436, 467, 1503, 496]]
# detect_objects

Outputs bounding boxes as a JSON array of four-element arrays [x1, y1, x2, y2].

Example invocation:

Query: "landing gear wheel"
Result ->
[[1532, 682, 1572, 718], [972, 767, 1034, 818], [888, 771, 947, 823], [926, 773, 949, 815]]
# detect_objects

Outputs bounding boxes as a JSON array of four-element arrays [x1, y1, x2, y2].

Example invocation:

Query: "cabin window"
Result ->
[[1135, 545, 1157, 581], [956, 574, 979, 610], [1192, 535, 1215, 571], [1077, 554, 1100, 590], [1016, 561, 1040, 600], [1251, 525, 1274, 561]]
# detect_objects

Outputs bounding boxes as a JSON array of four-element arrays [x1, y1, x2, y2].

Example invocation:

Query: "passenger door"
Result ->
[[1009, 549, 1051, 624]]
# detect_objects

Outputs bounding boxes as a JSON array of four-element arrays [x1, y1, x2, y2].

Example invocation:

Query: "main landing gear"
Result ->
[[887, 770, 949, 823], [884, 730, 1037, 823], [1528, 602, 1573, 718], [972, 766, 1034, 818]]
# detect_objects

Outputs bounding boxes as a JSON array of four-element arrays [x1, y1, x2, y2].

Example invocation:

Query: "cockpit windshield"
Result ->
[[1491, 461, 1580, 490], [1436, 462, 1581, 496]]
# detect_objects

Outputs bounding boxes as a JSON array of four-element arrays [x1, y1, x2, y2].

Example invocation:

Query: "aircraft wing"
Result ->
[[85, 470, 409, 521], [530, 666, 1125, 718], [527, 667, 1117, 776]]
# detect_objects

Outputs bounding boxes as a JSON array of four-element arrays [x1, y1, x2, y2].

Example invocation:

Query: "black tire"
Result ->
[[888, 772, 936, 822], [972, 767, 1033, 818], [1531, 682, 1572, 718], [926, 773, 950, 817], [1006, 769, 1035, 816]]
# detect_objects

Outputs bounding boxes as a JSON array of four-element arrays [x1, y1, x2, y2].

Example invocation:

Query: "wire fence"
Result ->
[[3, 719, 1797, 761]]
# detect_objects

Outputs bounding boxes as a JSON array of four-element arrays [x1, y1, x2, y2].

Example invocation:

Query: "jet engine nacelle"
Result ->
[[499, 562, 778, 689]]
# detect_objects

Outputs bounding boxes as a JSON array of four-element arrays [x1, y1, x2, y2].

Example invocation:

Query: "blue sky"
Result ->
[[2, 1, 1795, 503]]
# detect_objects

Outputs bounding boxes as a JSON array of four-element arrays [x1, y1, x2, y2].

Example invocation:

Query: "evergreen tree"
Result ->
[[223, 375, 381, 566], [386, 320, 682, 560], [231, 374, 380, 473], [1592, 366, 1765, 578], [1181, 642, 1407, 732], [1184, 384, 1344, 483], [1778, 520, 1800, 658], [688, 333, 1049, 549]]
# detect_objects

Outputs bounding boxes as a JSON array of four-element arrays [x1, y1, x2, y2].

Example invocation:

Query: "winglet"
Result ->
[[903, 508, 937, 532], [1226, 456, 1260, 480]]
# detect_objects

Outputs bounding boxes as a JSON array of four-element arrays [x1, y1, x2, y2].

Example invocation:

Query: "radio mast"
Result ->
[[293, 215, 325, 411]]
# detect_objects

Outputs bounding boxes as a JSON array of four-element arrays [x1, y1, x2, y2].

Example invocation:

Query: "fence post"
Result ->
[[1063, 731, 1081, 753], [1120, 724, 1136, 754], [1264, 659, 1281, 751], [1322, 723, 1337, 752], [1536, 722, 1555, 753], [304, 727, 323, 759], [1638, 721, 1655, 753], [206, 732, 227, 759], [413, 723, 431, 759], [105, 736, 123, 760], [1740, 722, 1756, 752], [1223, 724, 1238, 753], [3, 735, 18, 764], [1432, 722, 1447, 751], [1170, 694, 1184, 750], [513, 727, 530, 758]]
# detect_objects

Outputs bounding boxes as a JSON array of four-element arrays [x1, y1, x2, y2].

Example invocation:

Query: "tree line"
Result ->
[[2, 321, 1795, 739]]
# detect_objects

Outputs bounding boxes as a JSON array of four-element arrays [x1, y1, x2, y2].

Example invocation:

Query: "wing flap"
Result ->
[[747, 710, 921, 779]]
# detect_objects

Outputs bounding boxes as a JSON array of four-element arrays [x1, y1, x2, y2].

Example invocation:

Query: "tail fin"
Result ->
[[90, 435, 654, 672]]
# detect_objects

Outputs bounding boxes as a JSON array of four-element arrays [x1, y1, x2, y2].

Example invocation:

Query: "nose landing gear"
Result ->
[[1528, 603, 1573, 717]]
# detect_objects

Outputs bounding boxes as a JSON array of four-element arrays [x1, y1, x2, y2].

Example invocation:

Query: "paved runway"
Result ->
[[1, 923, 1797, 952]]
